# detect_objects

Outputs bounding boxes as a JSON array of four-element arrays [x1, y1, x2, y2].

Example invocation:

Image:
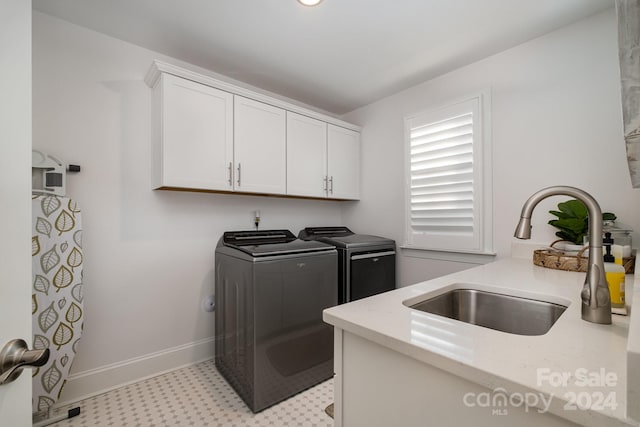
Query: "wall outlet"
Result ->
[[202, 294, 215, 312]]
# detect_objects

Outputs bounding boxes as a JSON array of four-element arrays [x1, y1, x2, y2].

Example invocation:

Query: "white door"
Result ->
[[0, 0, 33, 424], [286, 112, 327, 198], [327, 125, 361, 200], [234, 96, 286, 194]]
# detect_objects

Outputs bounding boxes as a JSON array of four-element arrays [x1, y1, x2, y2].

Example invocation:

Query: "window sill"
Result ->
[[400, 245, 496, 265]]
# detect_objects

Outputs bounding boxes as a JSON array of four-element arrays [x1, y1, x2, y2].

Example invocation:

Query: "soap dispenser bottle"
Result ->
[[603, 232, 626, 315]]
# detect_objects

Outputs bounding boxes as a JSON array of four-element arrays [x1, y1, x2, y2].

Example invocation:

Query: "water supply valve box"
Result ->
[[32, 150, 66, 196]]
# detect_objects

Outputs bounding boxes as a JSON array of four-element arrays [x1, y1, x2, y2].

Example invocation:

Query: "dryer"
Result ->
[[298, 226, 396, 304]]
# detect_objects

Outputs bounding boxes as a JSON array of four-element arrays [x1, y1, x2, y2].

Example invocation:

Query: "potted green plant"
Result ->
[[548, 199, 616, 245]]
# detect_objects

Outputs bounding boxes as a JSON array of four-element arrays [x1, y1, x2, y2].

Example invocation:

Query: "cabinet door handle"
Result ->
[[237, 163, 241, 187], [323, 176, 328, 192], [329, 176, 334, 194], [228, 162, 233, 187]]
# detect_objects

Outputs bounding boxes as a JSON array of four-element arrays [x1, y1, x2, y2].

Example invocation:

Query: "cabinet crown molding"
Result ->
[[145, 60, 361, 132]]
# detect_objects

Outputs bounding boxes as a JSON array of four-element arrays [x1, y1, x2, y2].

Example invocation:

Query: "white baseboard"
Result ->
[[56, 337, 215, 407]]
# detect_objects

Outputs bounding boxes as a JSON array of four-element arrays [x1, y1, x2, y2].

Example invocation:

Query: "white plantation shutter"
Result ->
[[405, 94, 491, 252]]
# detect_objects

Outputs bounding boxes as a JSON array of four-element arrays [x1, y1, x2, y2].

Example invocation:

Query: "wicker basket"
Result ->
[[532, 241, 636, 274]]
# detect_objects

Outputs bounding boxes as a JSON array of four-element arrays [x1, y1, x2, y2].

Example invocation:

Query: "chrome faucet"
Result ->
[[514, 186, 611, 325]]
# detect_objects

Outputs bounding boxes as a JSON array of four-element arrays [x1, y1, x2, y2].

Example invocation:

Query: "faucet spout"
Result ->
[[514, 186, 611, 325]]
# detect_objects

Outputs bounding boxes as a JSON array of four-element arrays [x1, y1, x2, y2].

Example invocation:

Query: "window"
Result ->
[[404, 92, 492, 254]]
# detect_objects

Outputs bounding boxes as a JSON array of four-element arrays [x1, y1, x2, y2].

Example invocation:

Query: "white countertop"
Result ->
[[324, 256, 639, 427]]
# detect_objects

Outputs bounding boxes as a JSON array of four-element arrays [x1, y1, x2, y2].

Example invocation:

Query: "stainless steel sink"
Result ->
[[407, 289, 567, 336]]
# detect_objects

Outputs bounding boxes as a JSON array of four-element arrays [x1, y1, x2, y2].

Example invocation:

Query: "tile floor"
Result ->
[[46, 359, 334, 426]]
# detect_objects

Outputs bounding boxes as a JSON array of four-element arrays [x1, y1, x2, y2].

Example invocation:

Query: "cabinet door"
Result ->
[[234, 96, 286, 194], [157, 73, 233, 190], [286, 112, 327, 198], [327, 125, 360, 200]]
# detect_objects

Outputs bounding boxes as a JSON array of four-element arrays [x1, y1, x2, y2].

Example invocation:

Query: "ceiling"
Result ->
[[32, 0, 614, 115]]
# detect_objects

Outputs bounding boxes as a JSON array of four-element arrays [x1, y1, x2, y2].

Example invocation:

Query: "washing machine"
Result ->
[[214, 229, 337, 412]]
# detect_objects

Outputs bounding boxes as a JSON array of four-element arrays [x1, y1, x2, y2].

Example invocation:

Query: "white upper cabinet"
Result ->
[[287, 114, 360, 200], [146, 61, 360, 200], [233, 96, 286, 194], [151, 73, 233, 191], [328, 125, 360, 200], [286, 112, 328, 198]]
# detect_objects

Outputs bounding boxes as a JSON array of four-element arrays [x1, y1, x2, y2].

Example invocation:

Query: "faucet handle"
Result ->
[[580, 285, 590, 306], [581, 263, 612, 324]]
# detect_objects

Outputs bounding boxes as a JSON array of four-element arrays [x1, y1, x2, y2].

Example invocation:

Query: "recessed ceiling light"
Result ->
[[297, 0, 323, 6]]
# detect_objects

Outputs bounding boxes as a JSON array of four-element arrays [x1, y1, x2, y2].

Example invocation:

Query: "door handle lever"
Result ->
[[0, 339, 50, 385]]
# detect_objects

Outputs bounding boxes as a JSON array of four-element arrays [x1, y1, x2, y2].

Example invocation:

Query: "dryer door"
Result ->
[[349, 250, 396, 301]]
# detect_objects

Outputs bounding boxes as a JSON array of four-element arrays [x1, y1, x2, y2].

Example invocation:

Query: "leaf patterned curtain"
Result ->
[[31, 194, 84, 416], [616, 0, 640, 187]]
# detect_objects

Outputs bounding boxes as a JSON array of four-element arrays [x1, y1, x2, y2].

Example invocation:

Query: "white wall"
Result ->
[[342, 8, 639, 287], [33, 11, 347, 401]]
